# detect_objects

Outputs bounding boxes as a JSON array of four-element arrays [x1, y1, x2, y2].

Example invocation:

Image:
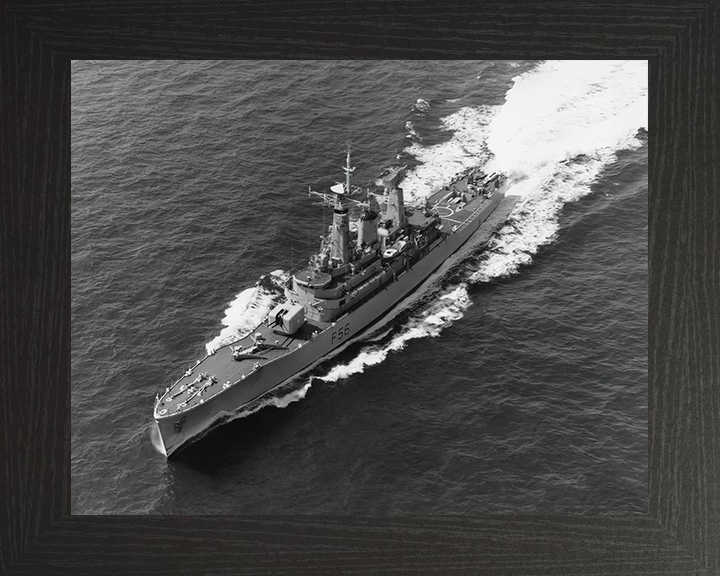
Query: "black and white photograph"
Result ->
[[71, 60, 648, 515]]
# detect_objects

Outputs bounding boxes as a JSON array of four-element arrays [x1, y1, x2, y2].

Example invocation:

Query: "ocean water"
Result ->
[[71, 60, 648, 515]]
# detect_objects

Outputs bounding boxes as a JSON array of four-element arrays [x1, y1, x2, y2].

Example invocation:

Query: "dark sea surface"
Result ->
[[71, 60, 648, 515]]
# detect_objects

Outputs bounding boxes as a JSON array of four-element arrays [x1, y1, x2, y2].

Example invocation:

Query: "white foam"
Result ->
[[205, 282, 284, 354], [413, 98, 431, 113], [233, 381, 313, 419], [468, 62, 647, 282], [149, 423, 167, 456], [484, 60, 647, 181], [405, 120, 420, 141], [401, 60, 646, 208], [401, 105, 498, 204]]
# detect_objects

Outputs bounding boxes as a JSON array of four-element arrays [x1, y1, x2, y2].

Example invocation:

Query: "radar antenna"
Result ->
[[308, 186, 371, 210]]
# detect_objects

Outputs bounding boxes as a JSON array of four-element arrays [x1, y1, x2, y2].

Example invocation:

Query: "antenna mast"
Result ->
[[343, 145, 355, 196]]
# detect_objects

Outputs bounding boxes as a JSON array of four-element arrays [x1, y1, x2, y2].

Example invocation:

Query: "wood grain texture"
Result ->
[[1, 1, 717, 574]]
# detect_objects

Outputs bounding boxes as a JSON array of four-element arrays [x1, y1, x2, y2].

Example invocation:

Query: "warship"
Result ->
[[154, 148, 508, 456]]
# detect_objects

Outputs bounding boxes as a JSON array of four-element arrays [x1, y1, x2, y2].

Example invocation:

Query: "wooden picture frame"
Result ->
[[2, 2, 717, 573]]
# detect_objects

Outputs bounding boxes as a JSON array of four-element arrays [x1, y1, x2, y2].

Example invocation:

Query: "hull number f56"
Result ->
[[331, 322, 350, 343]]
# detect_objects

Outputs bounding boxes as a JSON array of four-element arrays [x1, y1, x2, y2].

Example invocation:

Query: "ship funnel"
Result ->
[[357, 209, 378, 248], [330, 204, 349, 265], [385, 186, 405, 228], [382, 165, 407, 229]]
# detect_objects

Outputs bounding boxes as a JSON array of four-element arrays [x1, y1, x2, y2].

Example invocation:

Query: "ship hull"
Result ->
[[156, 188, 505, 456]]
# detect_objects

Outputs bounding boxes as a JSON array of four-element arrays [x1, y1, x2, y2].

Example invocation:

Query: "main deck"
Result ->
[[155, 320, 323, 418]]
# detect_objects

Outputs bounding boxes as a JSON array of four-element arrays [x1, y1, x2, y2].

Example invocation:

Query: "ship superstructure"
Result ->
[[154, 148, 507, 456]]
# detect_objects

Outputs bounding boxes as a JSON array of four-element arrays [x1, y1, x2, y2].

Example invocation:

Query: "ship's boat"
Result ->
[[154, 147, 508, 457]]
